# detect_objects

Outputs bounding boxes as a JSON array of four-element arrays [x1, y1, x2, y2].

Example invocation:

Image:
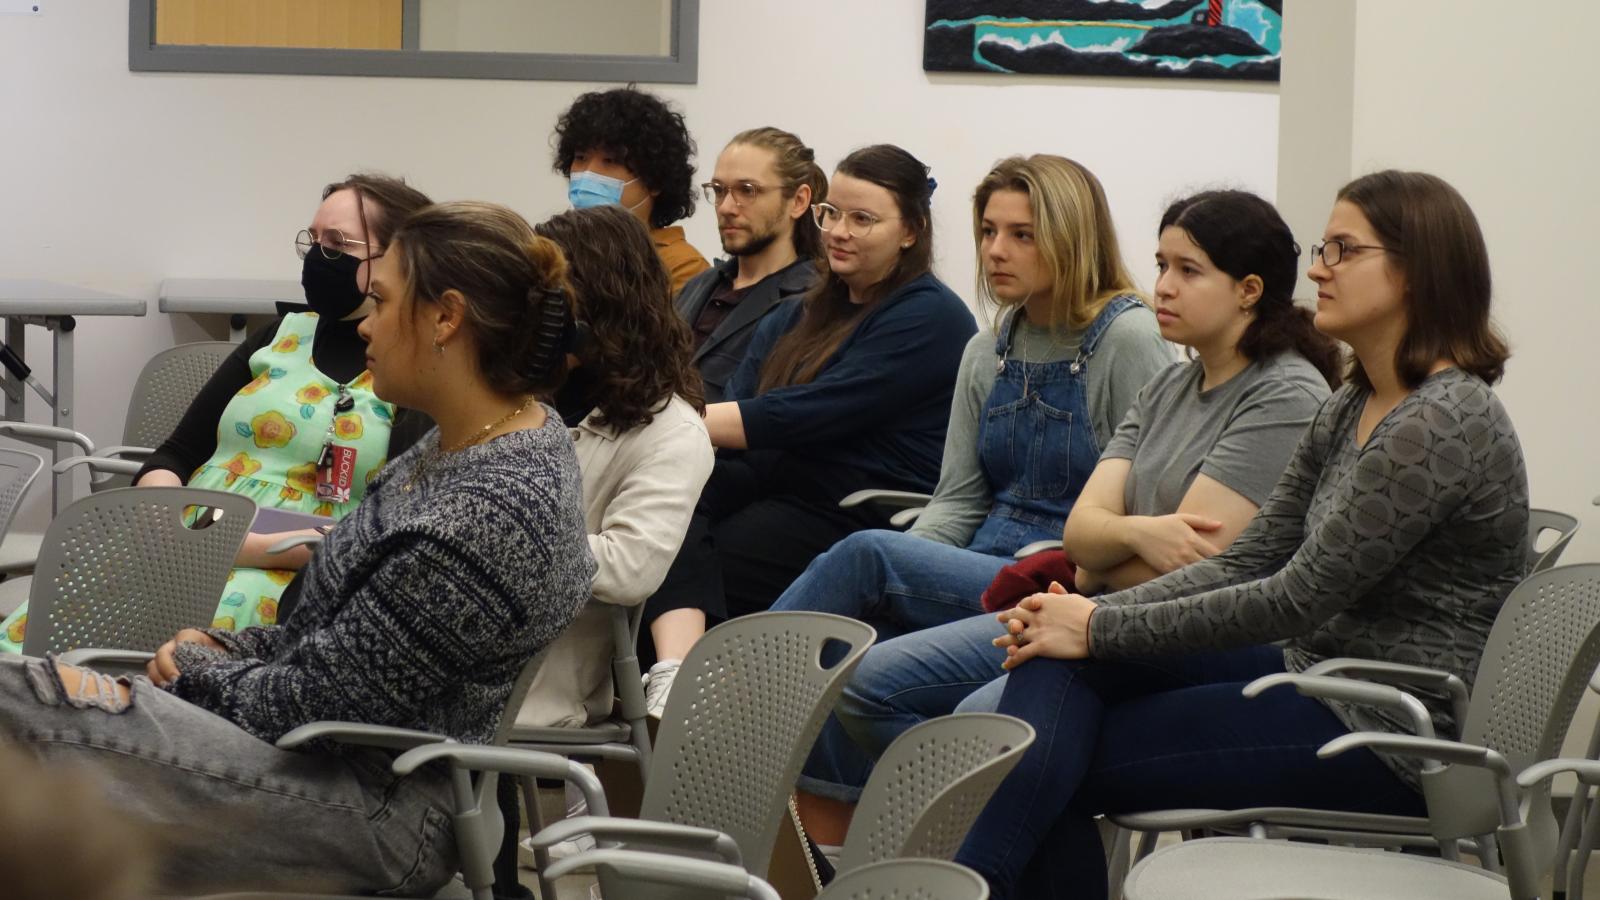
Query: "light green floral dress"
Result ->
[[0, 312, 395, 651]]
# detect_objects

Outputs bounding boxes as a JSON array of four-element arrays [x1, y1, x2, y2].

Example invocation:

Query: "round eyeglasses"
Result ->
[[812, 203, 900, 239], [295, 228, 371, 261], [702, 181, 781, 208]]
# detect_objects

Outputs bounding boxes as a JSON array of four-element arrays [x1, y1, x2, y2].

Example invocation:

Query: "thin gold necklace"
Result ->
[[404, 394, 536, 492]]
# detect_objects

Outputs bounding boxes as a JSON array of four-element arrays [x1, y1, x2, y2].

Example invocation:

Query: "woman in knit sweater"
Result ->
[[0, 201, 594, 897], [959, 172, 1529, 899]]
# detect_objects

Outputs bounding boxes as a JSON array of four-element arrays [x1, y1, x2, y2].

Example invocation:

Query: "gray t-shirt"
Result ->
[[1101, 353, 1332, 515], [910, 302, 1173, 546]]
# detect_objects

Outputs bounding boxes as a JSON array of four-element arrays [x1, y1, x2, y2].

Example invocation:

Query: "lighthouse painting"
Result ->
[[924, 0, 1283, 82]]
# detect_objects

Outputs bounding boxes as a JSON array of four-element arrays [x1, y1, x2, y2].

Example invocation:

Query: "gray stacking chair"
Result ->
[[23, 486, 254, 659], [840, 713, 1034, 873], [0, 446, 44, 543], [95, 646, 605, 900], [510, 601, 654, 780], [544, 854, 989, 900], [1108, 564, 1600, 895], [1528, 507, 1580, 574], [525, 611, 877, 899], [52, 341, 236, 490]]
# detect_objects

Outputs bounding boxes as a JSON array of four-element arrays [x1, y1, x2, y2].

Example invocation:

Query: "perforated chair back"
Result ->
[[1427, 564, 1600, 841], [841, 713, 1035, 873], [22, 487, 256, 656], [123, 342, 235, 449], [1528, 508, 1580, 575], [819, 859, 990, 900], [0, 447, 44, 542], [639, 611, 877, 878]]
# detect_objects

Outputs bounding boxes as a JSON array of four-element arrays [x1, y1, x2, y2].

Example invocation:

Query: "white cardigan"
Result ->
[[517, 394, 713, 727]]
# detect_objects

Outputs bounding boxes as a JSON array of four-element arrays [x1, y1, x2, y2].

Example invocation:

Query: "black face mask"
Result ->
[[300, 250, 367, 320]]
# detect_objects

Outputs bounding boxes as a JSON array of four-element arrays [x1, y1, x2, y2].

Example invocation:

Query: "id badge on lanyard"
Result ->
[[315, 384, 358, 504]]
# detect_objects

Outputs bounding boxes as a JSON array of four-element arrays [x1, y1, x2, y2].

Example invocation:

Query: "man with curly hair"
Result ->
[[552, 86, 710, 294]]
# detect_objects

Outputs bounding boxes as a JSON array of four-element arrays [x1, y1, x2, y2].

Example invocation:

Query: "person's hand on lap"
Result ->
[[993, 581, 1099, 668], [146, 628, 225, 687]]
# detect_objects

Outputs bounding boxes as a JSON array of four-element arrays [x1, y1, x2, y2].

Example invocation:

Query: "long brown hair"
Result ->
[[1337, 170, 1509, 389], [1161, 190, 1343, 389], [534, 205, 705, 431], [728, 126, 830, 261], [390, 202, 575, 398], [972, 154, 1141, 332], [757, 144, 935, 393]]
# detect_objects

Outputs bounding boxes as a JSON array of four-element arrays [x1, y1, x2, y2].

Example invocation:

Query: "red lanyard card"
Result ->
[[316, 445, 358, 504]]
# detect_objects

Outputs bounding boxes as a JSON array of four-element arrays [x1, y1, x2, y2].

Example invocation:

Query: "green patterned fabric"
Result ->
[[0, 313, 395, 651]]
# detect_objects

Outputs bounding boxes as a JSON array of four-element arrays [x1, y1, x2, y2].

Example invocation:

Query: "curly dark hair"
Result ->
[[551, 86, 697, 229], [534, 206, 705, 432]]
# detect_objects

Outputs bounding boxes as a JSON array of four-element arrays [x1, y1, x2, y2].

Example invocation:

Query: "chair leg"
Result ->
[[1105, 824, 1133, 900], [1133, 829, 1160, 862], [521, 775, 557, 900]]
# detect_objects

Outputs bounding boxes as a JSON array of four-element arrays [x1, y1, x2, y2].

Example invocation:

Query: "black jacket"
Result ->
[[675, 256, 817, 403]]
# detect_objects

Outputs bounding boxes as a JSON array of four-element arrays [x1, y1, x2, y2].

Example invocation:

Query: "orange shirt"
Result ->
[[651, 226, 711, 297]]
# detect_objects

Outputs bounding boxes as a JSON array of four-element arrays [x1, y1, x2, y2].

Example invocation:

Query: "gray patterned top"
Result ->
[[1090, 369, 1529, 784], [169, 409, 595, 745]]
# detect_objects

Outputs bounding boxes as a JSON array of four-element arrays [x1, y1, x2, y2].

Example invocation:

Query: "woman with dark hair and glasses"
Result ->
[[955, 171, 1529, 899], [0, 174, 434, 652], [637, 144, 977, 715]]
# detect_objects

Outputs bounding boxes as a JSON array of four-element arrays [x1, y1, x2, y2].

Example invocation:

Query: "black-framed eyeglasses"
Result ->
[[812, 202, 900, 239], [702, 180, 782, 207], [1310, 239, 1397, 267]]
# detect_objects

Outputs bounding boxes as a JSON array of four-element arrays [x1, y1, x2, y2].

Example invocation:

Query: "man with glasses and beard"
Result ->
[[676, 127, 829, 402]]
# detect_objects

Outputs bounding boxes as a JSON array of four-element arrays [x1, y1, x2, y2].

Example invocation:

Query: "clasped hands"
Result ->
[[993, 581, 1099, 669]]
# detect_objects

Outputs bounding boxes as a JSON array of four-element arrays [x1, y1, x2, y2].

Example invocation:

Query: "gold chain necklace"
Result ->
[[404, 394, 536, 492]]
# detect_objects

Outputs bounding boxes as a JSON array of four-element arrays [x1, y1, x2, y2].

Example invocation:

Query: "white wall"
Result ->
[[0, 1, 1278, 528]]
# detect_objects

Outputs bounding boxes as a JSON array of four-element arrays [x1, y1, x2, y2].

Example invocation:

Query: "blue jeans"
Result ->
[[797, 608, 1013, 800], [954, 645, 1428, 900]]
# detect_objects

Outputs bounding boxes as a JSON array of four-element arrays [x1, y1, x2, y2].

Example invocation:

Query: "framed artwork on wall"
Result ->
[[925, 0, 1282, 82]]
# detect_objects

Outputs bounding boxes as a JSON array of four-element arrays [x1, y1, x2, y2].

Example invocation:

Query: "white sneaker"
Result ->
[[643, 659, 680, 719]]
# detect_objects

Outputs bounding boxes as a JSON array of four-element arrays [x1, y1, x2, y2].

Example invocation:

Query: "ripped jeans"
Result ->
[[0, 655, 458, 897]]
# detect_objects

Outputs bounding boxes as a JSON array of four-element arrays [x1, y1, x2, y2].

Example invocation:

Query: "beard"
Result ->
[[721, 215, 783, 257]]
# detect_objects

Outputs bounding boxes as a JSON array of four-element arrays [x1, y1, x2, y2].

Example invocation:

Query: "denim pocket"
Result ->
[[1024, 398, 1077, 499]]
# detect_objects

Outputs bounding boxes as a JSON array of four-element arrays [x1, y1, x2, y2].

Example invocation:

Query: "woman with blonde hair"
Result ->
[[774, 154, 1171, 846]]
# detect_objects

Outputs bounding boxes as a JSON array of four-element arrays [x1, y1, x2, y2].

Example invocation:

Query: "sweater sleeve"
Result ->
[[737, 288, 975, 449], [1089, 387, 1486, 657], [168, 527, 524, 743], [136, 320, 278, 482], [588, 418, 714, 606], [1087, 307, 1174, 449], [908, 332, 994, 547]]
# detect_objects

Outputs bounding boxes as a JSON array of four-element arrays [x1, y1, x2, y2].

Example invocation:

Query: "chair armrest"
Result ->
[[1319, 732, 1518, 826], [544, 848, 777, 900], [1518, 758, 1600, 790], [838, 489, 933, 512], [530, 815, 743, 866], [91, 445, 154, 461], [53, 455, 144, 477], [275, 722, 453, 752], [57, 648, 155, 667], [268, 533, 324, 554], [0, 423, 94, 454], [888, 506, 926, 528], [1014, 539, 1063, 559], [1300, 658, 1470, 730], [389, 744, 609, 817], [1244, 672, 1435, 739]]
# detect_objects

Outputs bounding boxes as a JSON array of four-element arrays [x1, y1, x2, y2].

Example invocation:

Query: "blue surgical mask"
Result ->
[[568, 170, 638, 210]]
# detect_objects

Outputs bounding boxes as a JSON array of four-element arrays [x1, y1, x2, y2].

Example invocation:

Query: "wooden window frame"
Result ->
[[128, 0, 699, 84]]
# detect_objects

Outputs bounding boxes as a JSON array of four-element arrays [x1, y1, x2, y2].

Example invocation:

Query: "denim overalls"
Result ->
[[966, 294, 1145, 556]]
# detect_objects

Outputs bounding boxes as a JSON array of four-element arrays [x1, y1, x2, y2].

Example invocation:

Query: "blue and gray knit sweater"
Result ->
[[169, 408, 594, 745]]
